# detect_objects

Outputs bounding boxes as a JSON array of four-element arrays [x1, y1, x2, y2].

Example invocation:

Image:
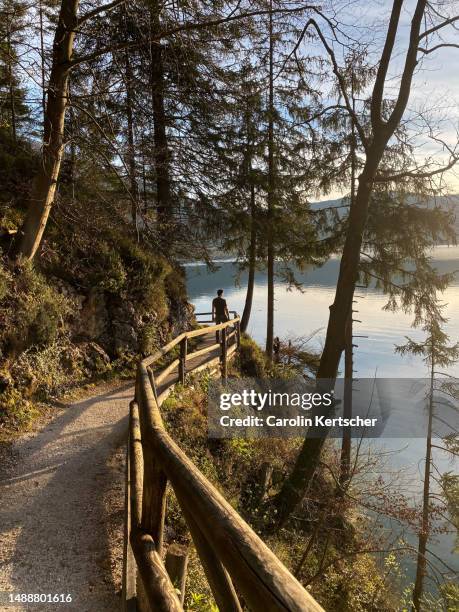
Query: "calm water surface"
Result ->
[[185, 245, 459, 593], [186, 246, 459, 378]]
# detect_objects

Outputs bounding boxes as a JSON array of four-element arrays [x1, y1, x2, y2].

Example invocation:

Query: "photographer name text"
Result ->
[[219, 415, 378, 428]]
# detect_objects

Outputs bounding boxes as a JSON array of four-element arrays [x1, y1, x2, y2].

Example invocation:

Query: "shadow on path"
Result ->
[[0, 382, 133, 611]]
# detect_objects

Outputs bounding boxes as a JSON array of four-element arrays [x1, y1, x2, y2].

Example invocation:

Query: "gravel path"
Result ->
[[0, 381, 133, 611]]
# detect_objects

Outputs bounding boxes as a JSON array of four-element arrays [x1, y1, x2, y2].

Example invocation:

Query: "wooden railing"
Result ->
[[122, 314, 324, 612]]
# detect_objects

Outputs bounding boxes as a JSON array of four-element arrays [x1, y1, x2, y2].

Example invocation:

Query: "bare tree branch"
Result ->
[[78, 0, 126, 25], [303, 18, 369, 151], [371, 0, 403, 129], [419, 14, 459, 40], [418, 42, 459, 55], [387, 0, 428, 132], [70, 5, 316, 67], [374, 155, 459, 182]]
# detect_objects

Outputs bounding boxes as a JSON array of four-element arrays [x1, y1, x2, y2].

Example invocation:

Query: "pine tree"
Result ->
[[275, 0, 459, 525], [0, 0, 28, 142], [396, 314, 459, 611]]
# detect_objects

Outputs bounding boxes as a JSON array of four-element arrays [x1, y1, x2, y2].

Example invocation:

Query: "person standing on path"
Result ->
[[212, 289, 230, 343]]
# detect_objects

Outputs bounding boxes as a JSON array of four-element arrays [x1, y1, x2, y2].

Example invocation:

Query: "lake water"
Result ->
[[185, 245, 459, 595], [186, 246, 459, 378]]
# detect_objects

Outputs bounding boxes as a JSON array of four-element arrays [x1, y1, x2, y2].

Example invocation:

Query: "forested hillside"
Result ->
[[0, 1, 458, 610]]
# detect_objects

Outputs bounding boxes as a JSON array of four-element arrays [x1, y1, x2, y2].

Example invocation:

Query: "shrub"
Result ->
[[89, 242, 127, 293], [11, 339, 84, 400], [165, 267, 187, 305], [113, 234, 171, 320], [0, 384, 39, 433], [440, 582, 459, 612], [0, 261, 11, 302], [237, 333, 267, 377], [1, 262, 73, 353], [138, 323, 159, 355]]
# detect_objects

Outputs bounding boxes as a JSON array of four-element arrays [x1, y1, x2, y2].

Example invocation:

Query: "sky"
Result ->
[[312, 0, 459, 200], [14, 0, 459, 200]]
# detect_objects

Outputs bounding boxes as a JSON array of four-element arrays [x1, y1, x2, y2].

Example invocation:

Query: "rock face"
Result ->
[[169, 299, 195, 339], [57, 277, 194, 362], [80, 342, 111, 372], [74, 290, 138, 356], [77, 289, 109, 341], [60, 342, 111, 376], [107, 296, 138, 355]]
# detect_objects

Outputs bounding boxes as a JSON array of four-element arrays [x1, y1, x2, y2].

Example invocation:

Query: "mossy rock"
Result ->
[[237, 334, 267, 377], [1, 262, 73, 354]]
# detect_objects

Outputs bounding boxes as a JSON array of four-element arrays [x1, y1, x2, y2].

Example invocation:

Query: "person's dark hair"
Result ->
[[217, 289, 223, 296]]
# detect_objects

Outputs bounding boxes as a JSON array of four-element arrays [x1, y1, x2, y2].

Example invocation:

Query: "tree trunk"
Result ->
[[150, 4, 172, 235], [339, 310, 353, 489], [6, 26, 17, 145], [16, 0, 78, 261], [274, 145, 385, 524], [265, 0, 275, 360], [125, 50, 139, 233], [339, 110, 356, 490], [38, 0, 46, 127], [274, 0, 430, 525], [140, 130, 148, 212], [412, 352, 434, 610], [69, 107, 76, 201], [317, 154, 382, 379], [241, 184, 256, 333]]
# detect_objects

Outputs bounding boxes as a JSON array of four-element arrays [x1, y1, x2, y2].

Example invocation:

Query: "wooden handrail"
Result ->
[[195, 310, 238, 316], [123, 314, 324, 612], [127, 402, 181, 611], [155, 358, 180, 386], [143, 316, 239, 368]]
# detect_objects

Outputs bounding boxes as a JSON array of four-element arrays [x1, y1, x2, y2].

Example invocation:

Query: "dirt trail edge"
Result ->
[[0, 381, 133, 611]]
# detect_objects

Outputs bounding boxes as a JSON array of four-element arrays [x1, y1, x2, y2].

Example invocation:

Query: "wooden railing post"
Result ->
[[179, 336, 187, 384], [235, 318, 241, 348], [179, 504, 242, 612], [221, 326, 227, 381], [122, 403, 137, 612], [165, 544, 189, 606], [138, 367, 167, 555], [141, 447, 167, 554]]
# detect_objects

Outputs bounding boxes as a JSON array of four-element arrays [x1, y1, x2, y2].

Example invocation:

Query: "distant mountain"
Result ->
[[435, 195, 459, 235], [196, 194, 459, 263], [310, 197, 346, 210], [311, 194, 459, 237]]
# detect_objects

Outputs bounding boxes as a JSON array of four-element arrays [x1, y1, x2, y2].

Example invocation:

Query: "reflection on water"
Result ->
[[185, 245, 459, 590], [186, 246, 459, 378]]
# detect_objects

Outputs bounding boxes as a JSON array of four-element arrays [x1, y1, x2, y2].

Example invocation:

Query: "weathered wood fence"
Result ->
[[122, 313, 324, 612]]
